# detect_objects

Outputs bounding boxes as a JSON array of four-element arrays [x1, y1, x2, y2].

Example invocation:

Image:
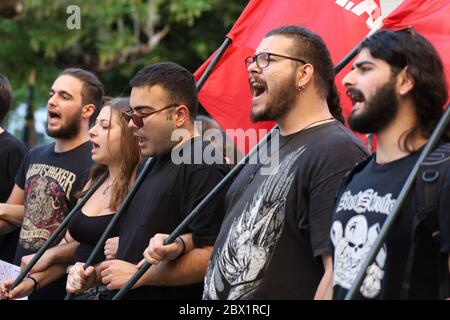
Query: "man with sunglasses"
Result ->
[[67, 62, 230, 300], [202, 26, 368, 300]]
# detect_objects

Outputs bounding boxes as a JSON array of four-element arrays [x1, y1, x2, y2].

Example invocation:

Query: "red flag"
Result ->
[[195, 0, 382, 153], [383, 0, 450, 99]]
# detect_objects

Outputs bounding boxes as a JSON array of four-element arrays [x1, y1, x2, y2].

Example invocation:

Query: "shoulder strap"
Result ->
[[402, 142, 450, 299]]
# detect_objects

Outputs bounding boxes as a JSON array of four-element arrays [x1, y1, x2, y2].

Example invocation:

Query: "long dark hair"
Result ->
[[360, 29, 449, 151], [85, 97, 140, 211]]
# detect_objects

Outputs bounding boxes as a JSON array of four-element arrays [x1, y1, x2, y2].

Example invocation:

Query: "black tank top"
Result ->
[[68, 209, 119, 264]]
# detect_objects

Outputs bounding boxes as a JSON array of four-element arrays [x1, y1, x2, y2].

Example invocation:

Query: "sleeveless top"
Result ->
[[68, 209, 119, 264]]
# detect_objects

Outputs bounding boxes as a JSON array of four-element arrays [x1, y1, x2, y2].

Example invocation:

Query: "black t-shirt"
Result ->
[[0, 130, 28, 263], [331, 151, 450, 300], [13, 141, 92, 300], [203, 121, 368, 300], [111, 138, 230, 300]]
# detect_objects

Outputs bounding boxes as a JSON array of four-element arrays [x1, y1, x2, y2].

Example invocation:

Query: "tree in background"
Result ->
[[0, 0, 244, 146]]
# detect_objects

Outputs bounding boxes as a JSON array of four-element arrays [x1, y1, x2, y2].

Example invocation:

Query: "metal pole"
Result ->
[[345, 102, 450, 300], [9, 173, 108, 292], [112, 126, 279, 300], [65, 157, 155, 300], [334, 27, 379, 75], [196, 37, 232, 91]]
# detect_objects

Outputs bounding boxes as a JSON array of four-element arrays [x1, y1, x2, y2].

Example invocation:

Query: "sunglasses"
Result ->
[[122, 103, 179, 128]]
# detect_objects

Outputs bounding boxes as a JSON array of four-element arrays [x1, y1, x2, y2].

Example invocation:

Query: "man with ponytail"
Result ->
[[203, 26, 368, 300]]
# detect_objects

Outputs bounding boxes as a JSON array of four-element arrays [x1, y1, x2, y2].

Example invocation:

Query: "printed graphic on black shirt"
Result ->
[[20, 164, 76, 250], [204, 146, 305, 299]]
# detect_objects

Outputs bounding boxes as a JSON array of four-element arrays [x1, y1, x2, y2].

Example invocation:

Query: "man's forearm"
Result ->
[[47, 242, 80, 265], [139, 246, 213, 287], [0, 203, 24, 226], [314, 253, 333, 300], [32, 264, 67, 289]]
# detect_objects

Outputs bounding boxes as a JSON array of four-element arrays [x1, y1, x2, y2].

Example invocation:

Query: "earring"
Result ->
[[297, 84, 305, 91]]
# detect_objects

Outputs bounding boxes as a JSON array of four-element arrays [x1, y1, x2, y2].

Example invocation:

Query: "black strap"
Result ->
[[401, 143, 450, 299]]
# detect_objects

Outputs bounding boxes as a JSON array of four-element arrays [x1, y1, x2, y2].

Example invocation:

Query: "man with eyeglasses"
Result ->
[[67, 62, 230, 300], [202, 25, 368, 300]]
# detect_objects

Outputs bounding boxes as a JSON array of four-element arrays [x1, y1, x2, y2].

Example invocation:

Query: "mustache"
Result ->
[[346, 87, 365, 102]]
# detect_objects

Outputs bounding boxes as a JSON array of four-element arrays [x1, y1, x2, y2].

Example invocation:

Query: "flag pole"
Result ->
[[8, 173, 108, 292], [196, 37, 232, 91], [334, 27, 379, 74], [112, 126, 278, 300], [64, 158, 155, 300], [345, 103, 450, 300]]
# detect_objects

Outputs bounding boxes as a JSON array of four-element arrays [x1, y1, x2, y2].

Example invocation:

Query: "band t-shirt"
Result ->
[[331, 151, 450, 299], [204, 121, 368, 299], [14, 141, 92, 299]]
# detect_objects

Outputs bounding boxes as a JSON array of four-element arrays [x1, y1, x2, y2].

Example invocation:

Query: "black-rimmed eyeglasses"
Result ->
[[245, 52, 308, 69]]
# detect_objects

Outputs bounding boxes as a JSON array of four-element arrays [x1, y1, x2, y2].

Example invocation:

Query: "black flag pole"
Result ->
[[334, 27, 379, 74], [196, 37, 232, 91], [9, 173, 108, 292], [345, 102, 450, 300], [64, 157, 155, 300], [112, 125, 278, 300]]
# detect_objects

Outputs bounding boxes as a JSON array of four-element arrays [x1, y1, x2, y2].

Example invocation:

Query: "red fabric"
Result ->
[[195, 0, 381, 153], [383, 0, 450, 100]]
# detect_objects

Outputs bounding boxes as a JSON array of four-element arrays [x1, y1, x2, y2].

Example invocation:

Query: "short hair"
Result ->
[[130, 62, 198, 120], [0, 74, 13, 123], [360, 29, 448, 144], [265, 25, 344, 124], [60, 68, 104, 125]]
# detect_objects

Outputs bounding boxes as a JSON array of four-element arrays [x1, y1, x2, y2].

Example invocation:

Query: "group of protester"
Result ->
[[0, 25, 448, 300]]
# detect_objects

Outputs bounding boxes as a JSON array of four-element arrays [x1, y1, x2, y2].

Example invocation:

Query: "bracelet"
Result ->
[[27, 275, 39, 294], [177, 236, 186, 257]]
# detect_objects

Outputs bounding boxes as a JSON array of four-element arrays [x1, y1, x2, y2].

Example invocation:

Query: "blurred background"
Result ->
[[0, 0, 402, 148]]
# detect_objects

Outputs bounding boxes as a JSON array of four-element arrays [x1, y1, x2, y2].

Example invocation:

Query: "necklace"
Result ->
[[102, 184, 112, 196], [300, 117, 334, 132], [246, 117, 335, 185]]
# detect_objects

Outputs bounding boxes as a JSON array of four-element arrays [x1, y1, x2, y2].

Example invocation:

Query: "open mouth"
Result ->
[[134, 134, 147, 145], [91, 142, 100, 150], [250, 78, 266, 98], [347, 88, 365, 106], [48, 110, 61, 121]]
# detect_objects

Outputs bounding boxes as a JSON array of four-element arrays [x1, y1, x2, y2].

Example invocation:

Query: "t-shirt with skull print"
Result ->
[[330, 149, 450, 299]]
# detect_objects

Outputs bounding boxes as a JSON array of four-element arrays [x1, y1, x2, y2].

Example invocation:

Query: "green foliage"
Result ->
[[0, 0, 245, 118]]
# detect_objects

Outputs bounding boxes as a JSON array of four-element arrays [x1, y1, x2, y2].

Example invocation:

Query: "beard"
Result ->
[[46, 109, 82, 139], [251, 72, 297, 122], [348, 76, 399, 134]]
